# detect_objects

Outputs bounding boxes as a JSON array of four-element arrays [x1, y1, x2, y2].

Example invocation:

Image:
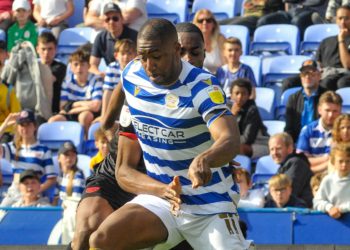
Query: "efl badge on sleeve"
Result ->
[[207, 86, 224, 104], [119, 105, 132, 127], [165, 93, 179, 109]]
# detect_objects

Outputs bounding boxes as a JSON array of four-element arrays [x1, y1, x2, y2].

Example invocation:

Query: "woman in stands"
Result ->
[[0, 109, 57, 206], [193, 9, 225, 74]]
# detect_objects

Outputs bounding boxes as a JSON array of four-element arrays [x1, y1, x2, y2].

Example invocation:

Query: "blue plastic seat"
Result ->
[[67, 0, 84, 27], [147, 0, 188, 23], [250, 24, 300, 56], [255, 155, 280, 174], [240, 55, 262, 86], [0, 29, 5, 41], [220, 25, 250, 55], [300, 24, 339, 57], [56, 27, 94, 64], [251, 173, 274, 190], [263, 120, 286, 136], [336, 87, 350, 114], [191, 0, 236, 20], [275, 87, 302, 120], [233, 154, 252, 174], [37, 121, 85, 154], [84, 122, 101, 156], [255, 87, 276, 120]]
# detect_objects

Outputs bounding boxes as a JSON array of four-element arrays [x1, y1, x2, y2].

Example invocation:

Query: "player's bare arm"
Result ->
[[116, 135, 182, 210], [188, 114, 240, 188]]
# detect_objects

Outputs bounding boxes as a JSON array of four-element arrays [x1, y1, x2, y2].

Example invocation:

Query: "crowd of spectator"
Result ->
[[0, 0, 350, 245]]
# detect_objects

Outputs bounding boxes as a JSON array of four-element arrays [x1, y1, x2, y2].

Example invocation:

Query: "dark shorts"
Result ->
[[62, 111, 100, 122], [81, 174, 136, 210]]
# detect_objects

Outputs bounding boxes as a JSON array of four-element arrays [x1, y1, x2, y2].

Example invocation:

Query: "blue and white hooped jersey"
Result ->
[[121, 59, 240, 215], [103, 61, 121, 91]]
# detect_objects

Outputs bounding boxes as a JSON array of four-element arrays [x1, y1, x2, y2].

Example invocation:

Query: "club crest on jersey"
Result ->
[[165, 93, 179, 109], [207, 86, 224, 104], [134, 86, 141, 96], [119, 105, 132, 127]]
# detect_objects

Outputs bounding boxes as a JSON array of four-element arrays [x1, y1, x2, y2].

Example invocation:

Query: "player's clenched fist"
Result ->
[[188, 155, 212, 189]]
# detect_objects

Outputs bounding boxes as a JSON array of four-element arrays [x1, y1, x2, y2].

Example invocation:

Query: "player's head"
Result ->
[[330, 143, 350, 177], [114, 39, 136, 69], [175, 22, 205, 68], [137, 18, 181, 86], [268, 174, 292, 208], [269, 132, 294, 164], [318, 91, 342, 129]]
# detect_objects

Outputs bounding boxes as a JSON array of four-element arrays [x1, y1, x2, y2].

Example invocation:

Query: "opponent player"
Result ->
[[89, 19, 251, 249], [70, 22, 207, 250]]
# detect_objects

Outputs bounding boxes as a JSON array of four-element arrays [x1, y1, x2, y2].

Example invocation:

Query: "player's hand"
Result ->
[[164, 176, 182, 216], [188, 155, 212, 189], [328, 206, 342, 219]]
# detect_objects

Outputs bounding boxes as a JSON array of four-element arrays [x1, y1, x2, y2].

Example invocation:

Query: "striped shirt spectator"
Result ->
[[56, 169, 85, 201], [103, 61, 121, 91]]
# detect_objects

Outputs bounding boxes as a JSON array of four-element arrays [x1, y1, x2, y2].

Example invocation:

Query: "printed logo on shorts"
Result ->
[[86, 186, 100, 193], [207, 86, 225, 104], [165, 93, 179, 109]]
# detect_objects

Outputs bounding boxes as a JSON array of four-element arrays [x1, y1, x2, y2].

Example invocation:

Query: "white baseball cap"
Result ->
[[12, 0, 31, 11]]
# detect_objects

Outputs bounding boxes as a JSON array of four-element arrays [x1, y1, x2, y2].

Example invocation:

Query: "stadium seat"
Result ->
[[251, 173, 274, 190], [147, 0, 188, 23], [240, 55, 262, 86], [250, 24, 300, 56], [77, 154, 92, 179], [300, 24, 339, 57], [233, 154, 252, 173], [84, 122, 101, 156], [56, 27, 94, 64], [68, 0, 84, 27], [37, 121, 85, 154], [220, 25, 250, 55], [263, 120, 286, 136], [255, 155, 280, 174], [255, 87, 276, 120], [0, 29, 5, 41], [336, 87, 350, 114], [275, 87, 302, 120], [191, 0, 236, 20]]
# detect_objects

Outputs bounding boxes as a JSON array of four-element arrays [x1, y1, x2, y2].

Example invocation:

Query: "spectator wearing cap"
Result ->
[[85, 0, 147, 32], [32, 0, 74, 39], [12, 169, 52, 207], [0, 109, 57, 207], [285, 60, 327, 143], [89, 2, 138, 77], [7, 0, 37, 52], [0, 40, 21, 143], [54, 141, 85, 243]]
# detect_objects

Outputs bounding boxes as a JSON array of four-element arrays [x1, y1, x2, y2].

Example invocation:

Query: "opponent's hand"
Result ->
[[328, 206, 342, 219], [188, 155, 212, 189], [164, 176, 182, 216]]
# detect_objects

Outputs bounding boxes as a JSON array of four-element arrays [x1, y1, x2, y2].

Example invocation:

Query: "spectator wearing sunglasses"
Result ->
[[89, 2, 137, 77], [85, 0, 147, 32], [193, 9, 226, 74]]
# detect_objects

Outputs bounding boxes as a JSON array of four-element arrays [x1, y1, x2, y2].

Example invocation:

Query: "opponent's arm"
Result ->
[[116, 135, 181, 213], [188, 114, 240, 188]]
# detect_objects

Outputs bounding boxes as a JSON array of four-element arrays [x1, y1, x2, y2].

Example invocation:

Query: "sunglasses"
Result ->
[[197, 18, 214, 24], [105, 16, 120, 23], [300, 70, 317, 77]]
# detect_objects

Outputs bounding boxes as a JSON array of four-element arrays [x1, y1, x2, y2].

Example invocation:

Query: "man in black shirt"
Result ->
[[36, 32, 67, 114], [89, 3, 137, 77]]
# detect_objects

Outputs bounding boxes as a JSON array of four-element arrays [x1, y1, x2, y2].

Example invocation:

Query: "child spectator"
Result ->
[[12, 169, 52, 207], [7, 0, 37, 52], [332, 114, 350, 144], [55, 141, 85, 243], [0, 41, 21, 143], [313, 143, 350, 219], [230, 78, 269, 158], [216, 37, 257, 99], [48, 49, 103, 136], [235, 168, 265, 208], [99, 38, 136, 120], [0, 109, 57, 206], [310, 172, 326, 197], [36, 32, 67, 114], [265, 174, 308, 208], [90, 128, 109, 172], [33, 0, 73, 39]]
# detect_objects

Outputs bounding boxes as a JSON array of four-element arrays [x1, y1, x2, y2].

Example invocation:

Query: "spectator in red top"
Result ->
[[0, 0, 14, 31]]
